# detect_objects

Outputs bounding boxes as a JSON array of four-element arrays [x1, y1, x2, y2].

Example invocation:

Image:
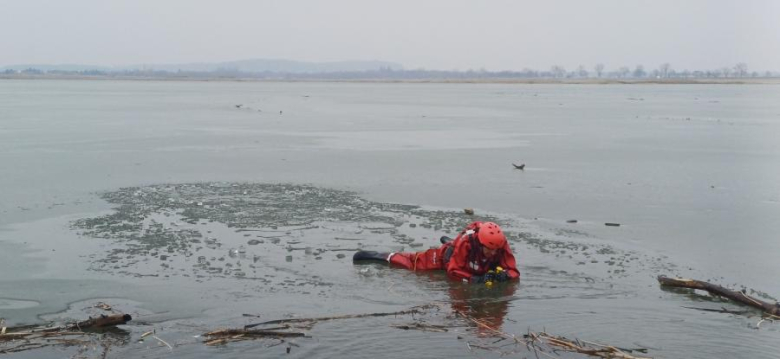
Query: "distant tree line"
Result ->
[[2, 63, 775, 80], [564, 62, 759, 79]]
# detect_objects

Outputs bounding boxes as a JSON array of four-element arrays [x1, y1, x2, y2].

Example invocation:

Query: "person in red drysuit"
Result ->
[[353, 221, 520, 283]]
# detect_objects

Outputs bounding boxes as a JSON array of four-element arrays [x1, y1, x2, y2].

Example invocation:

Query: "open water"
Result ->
[[1, 79, 779, 358]]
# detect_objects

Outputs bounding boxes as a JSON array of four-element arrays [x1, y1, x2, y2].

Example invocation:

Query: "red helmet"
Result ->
[[477, 222, 506, 250]]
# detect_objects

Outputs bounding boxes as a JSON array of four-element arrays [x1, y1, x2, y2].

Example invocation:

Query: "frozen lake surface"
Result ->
[[1, 80, 779, 358]]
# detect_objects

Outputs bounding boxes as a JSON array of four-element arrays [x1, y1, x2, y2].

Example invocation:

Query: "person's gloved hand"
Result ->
[[494, 271, 510, 282]]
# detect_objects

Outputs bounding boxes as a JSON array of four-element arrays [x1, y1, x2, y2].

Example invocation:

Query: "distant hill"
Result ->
[[0, 64, 113, 72], [125, 59, 404, 73], [1, 59, 403, 74]]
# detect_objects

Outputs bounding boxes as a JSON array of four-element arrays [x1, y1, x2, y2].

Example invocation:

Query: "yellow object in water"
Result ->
[[484, 266, 504, 287]]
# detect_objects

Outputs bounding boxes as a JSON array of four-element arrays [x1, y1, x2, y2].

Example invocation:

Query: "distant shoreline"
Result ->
[[2, 74, 779, 85]]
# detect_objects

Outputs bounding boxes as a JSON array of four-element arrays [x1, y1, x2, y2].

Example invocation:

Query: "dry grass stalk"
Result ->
[[453, 309, 650, 359], [528, 332, 650, 359], [244, 303, 438, 329]]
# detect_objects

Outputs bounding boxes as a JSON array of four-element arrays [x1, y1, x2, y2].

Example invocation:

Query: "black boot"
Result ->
[[440, 236, 453, 244], [353, 251, 390, 262]]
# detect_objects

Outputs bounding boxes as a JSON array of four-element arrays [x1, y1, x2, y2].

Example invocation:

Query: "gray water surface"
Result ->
[[1, 80, 779, 358]]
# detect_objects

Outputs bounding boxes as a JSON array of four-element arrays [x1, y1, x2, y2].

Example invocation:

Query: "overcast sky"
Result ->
[[2, 0, 779, 72]]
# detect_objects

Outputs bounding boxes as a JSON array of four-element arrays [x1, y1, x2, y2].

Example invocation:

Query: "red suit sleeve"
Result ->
[[499, 242, 521, 280], [446, 238, 474, 281]]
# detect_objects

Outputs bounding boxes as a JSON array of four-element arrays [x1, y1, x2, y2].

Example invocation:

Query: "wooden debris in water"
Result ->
[[0, 313, 131, 355], [71, 314, 132, 330], [212, 303, 649, 358], [658, 276, 780, 316], [203, 327, 307, 346], [206, 328, 304, 340], [94, 302, 113, 311], [391, 322, 449, 332], [454, 309, 650, 358], [244, 303, 439, 328], [204, 304, 442, 346], [152, 334, 173, 350], [526, 332, 650, 359]]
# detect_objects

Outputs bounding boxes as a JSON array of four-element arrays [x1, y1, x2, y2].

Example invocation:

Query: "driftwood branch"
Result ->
[[658, 276, 780, 316], [390, 322, 449, 332], [2, 314, 131, 336], [244, 303, 437, 329], [71, 314, 133, 330], [203, 329, 306, 346], [681, 306, 749, 315], [202, 302, 652, 358], [205, 329, 306, 338], [0, 313, 131, 355], [204, 304, 440, 346]]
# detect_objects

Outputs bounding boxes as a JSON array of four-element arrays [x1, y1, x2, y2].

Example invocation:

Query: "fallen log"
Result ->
[[658, 276, 780, 316], [70, 314, 133, 330], [0, 313, 131, 355], [2, 313, 131, 336]]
